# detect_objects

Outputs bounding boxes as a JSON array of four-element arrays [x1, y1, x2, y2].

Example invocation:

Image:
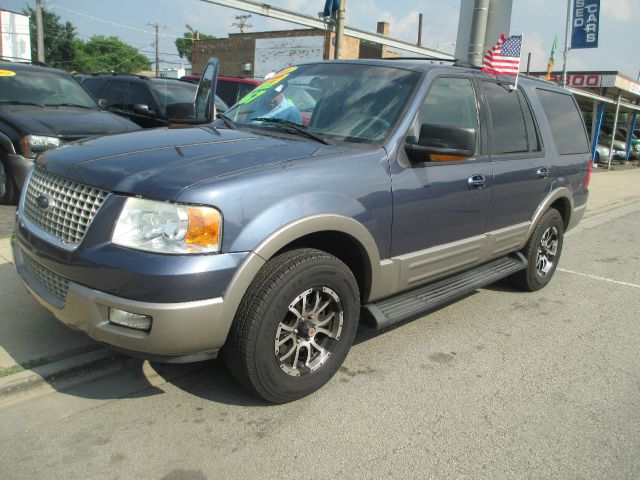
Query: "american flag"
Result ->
[[482, 33, 522, 76]]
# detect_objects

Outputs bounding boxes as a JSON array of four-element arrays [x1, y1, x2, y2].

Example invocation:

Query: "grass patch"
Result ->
[[0, 365, 25, 378]]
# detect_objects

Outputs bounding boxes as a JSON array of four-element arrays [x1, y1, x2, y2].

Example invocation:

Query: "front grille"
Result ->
[[23, 254, 70, 303], [24, 167, 109, 249]]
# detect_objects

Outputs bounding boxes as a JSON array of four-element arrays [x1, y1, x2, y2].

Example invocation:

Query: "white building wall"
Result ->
[[1, 10, 32, 62], [254, 36, 324, 79]]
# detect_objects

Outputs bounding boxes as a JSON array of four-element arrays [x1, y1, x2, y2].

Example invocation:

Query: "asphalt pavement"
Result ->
[[0, 168, 639, 479]]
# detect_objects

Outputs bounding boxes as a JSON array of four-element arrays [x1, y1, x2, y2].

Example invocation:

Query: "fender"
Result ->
[[215, 214, 384, 344], [522, 187, 574, 247], [0, 131, 16, 155]]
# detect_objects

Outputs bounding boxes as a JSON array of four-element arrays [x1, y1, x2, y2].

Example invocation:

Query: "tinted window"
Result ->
[[216, 80, 238, 106], [105, 81, 128, 110], [536, 89, 589, 155], [126, 83, 155, 111], [151, 80, 196, 107], [82, 78, 107, 98], [419, 77, 478, 130], [483, 82, 528, 154], [520, 93, 541, 151]]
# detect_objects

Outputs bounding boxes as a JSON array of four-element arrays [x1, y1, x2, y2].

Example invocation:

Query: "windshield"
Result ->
[[0, 68, 97, 108], [224, 63, 421, 144]]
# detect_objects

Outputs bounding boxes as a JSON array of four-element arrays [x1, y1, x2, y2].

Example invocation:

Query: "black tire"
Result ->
[[511, 208, 564, 292], [223, 248, 360, 403], [0, 154, 18, 205]]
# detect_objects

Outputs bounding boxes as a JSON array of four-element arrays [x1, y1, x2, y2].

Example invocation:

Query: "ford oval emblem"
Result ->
[[36, 194, 54, 212]]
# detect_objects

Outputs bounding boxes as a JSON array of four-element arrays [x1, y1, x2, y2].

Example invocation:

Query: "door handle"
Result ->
[[467, 174, 486, 190], [536, 167, 550, 178]]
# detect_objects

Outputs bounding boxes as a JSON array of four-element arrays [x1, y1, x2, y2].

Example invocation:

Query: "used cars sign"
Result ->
[[571, 0, 600, 49]]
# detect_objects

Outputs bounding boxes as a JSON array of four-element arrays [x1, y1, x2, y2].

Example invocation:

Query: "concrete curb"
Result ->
[[0, 348, 124, 406]]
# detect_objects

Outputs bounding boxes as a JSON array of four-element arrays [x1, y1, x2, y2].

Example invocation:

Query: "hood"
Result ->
[[0, 105, 141, 137], [38, 126, 349, 200]]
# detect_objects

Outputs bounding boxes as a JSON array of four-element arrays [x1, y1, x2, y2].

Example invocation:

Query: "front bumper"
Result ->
[[7, 153, 33, 190], [12, 238, 263, 359]]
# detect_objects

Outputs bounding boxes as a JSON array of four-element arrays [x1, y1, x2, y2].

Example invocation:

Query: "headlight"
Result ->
[[112, 198, 222, 254], [22, 135, 63, 158]]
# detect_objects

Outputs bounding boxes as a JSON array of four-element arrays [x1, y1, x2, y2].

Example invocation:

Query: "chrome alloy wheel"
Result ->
[[536, 226, 559, 277], [275, 286, 344, 377]]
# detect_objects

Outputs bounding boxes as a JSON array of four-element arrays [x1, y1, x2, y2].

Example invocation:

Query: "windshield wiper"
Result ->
[[45, 103, 94, 109], [0, 100, 45, 107], [216, 112, 237, 129], [251, 117, 333, 145]]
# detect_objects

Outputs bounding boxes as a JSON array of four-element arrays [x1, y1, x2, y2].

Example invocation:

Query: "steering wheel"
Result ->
[[350, 116, 391, 138]]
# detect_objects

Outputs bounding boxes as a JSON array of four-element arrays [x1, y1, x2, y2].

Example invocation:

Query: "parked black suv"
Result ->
[[13, 59, 591, 403], [0, 62, 141, 204], [81, 74, 229, 128]]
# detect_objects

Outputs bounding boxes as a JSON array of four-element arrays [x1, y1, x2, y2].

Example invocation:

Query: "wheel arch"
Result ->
[[252, 215, 383, 304], [526, 187, 574, 241]]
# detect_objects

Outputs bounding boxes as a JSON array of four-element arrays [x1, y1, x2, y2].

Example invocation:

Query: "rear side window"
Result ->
[[105, 81, 128, 110], [482, 81, 528, 154], [536, 89, 589, 155], [82, 78, 107, 98]]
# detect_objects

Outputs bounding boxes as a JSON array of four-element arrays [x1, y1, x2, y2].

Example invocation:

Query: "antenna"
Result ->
[[232, 14, 253, 33]]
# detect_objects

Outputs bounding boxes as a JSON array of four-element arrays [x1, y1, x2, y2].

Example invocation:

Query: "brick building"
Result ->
[[192, 21, 399, 79]]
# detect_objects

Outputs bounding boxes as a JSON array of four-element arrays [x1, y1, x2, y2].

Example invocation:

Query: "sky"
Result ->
[[0, 0, 637, 79]]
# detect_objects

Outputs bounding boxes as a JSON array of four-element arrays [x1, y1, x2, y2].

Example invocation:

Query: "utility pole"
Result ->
[[148, 22, 168, 77], [334, 0, 346, 59], [417, 13, 423, 46], [561, 0, 572, 87], [35, 0, 45, 62], [186, 24, 198, 67]]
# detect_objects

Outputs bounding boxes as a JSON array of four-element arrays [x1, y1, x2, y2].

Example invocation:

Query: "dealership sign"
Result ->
[[571, 0, 600, 49]]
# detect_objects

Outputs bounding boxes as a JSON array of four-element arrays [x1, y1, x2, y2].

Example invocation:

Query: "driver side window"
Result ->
[[410, 77, 480, 158]]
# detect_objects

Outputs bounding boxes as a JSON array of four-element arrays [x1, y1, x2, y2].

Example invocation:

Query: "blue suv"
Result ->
[[12, 59, 590, 403]]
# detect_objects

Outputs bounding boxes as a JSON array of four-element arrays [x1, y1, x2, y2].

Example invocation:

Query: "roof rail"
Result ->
[[383, 56, 458, 63]]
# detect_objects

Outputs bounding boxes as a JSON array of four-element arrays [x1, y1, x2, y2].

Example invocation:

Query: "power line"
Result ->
[[48, 3, 181, 39]]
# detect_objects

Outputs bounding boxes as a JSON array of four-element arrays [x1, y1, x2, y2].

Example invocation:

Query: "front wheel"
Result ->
[[0, 156, 18, 205], [511, 208, 564, 292], [224, 248, 360, 403]]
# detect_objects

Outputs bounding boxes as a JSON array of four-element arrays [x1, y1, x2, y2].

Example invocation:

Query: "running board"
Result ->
[[363, 253, 527, 330]]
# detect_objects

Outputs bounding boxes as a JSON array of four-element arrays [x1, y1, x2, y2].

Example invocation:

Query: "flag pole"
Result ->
[[561, 0, 572, 87], [513, 33, 523, 90]]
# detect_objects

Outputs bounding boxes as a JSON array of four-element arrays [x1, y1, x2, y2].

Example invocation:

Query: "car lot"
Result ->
[[0, 169, 638, 479]]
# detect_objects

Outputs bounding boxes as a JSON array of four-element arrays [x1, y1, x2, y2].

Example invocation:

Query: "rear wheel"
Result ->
[[224, 248, 360, 403], [511, 208, 564, 292]]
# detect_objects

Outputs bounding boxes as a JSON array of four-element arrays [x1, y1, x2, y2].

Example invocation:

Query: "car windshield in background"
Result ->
[[224, 63, 421, 144], [0, 69, 98, 109], [151, 79, 197, 107]]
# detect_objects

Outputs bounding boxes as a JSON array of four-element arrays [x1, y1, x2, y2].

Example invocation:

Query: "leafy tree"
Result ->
[[74, 36, 151, 74], [175, 32, 215, 62], [24, 6, 76, 68]]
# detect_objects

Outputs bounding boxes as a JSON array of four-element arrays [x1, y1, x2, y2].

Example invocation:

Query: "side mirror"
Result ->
[[405, 123, 476, 163], [133, 104, 152, 116], [97, 98, 108, 109], [166, 102, 196, 123]]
